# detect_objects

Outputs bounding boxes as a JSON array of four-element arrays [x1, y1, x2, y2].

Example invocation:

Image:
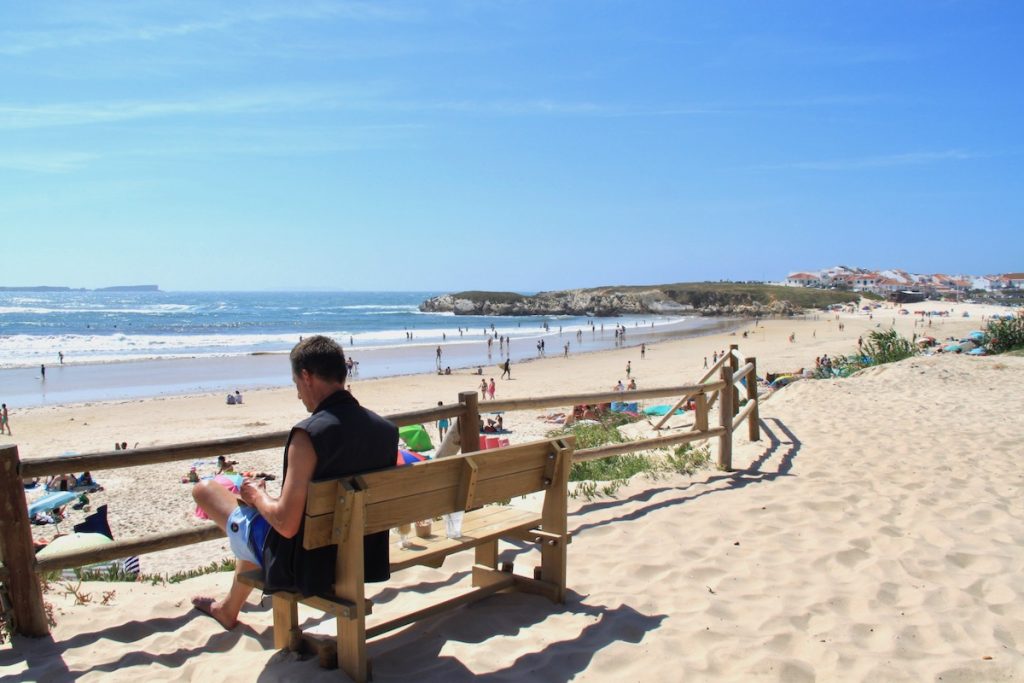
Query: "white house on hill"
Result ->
[[786, 272, 822, 287]]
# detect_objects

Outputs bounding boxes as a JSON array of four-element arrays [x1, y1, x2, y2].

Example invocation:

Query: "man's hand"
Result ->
[[239, 478, 266, 506]]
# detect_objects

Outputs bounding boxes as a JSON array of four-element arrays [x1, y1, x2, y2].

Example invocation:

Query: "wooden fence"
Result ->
[[0, 346, 759, 638]]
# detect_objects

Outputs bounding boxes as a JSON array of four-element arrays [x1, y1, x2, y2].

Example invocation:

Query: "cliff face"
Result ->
[[420, 287, 801, 317]]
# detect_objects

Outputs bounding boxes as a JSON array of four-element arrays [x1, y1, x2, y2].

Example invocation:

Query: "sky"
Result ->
[[2, 1, 1022, 292]]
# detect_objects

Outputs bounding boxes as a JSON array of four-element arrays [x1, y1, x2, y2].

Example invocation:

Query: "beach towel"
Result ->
[[74, 504, 113, 539], [643, 405, 685, 416]]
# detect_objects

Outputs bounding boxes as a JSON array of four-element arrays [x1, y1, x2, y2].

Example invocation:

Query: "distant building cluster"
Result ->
[[784, 266, 1024, 298]]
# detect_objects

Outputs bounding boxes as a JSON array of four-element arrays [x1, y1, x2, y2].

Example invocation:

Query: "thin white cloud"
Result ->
[[0, 152, 97, 173], [0, 2, 414, 56], [756, 150, 981, 171], [0, 86, 375, 130], [0, 87, 879, 132]]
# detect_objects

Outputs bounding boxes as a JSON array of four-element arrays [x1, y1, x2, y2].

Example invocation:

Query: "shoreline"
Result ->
[[2, 315, 744, 409]]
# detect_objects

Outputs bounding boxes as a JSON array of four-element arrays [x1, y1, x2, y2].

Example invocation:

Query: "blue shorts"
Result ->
[[226, 505, 270, 567]]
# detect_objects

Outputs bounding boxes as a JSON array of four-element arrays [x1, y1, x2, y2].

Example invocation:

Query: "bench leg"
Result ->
[[272, 595, 299, 650], [338, 616, 368, 682], [539, 538, 567, 603], [472, 540, 498, 587]]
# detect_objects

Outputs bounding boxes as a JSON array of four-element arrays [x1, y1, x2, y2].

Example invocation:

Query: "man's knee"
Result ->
[[192, 479, 215, 505]]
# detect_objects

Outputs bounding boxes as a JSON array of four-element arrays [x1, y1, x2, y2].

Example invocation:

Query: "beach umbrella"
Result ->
[[398, 424, 434, 452], [397, 448, 427, 466], [27, 491, 80, 518], [966, 331, 986, 342], [36, 532, 113, 559]]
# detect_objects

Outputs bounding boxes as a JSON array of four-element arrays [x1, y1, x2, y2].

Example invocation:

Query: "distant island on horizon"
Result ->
[[0, 285, 160, 292]]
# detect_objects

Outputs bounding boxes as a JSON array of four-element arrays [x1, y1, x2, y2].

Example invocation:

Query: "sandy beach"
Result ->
[[3, 301, 1023, 681]]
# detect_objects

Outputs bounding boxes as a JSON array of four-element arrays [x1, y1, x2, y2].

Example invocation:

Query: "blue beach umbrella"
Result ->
[[397, 448, 427, 466], [28, 491, 79, 517]]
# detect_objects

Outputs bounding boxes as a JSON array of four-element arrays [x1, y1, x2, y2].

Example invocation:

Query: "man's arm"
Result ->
[[241, 428, 316, 538]]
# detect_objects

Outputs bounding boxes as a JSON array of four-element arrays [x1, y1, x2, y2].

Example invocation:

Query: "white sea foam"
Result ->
[[0, 304, 194, 315]]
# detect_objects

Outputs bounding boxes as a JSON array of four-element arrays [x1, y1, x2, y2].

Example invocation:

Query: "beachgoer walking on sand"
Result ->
[[191, 335, 396, 630], [501, 359, 511, 379], [640, 344, 646, 359], [436, 401, 449, 441], [564, 342, 569, 358], [712, 351, 718, 364], [703, 356, 708, 369], [1, 404, 10, 435], [626, 361, 631, 378], [480, 378, 488, 400], [488, 378, 496, 400]]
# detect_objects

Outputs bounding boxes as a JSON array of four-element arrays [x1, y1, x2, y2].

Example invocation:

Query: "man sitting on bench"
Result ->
[[191, 335, 397, 629]]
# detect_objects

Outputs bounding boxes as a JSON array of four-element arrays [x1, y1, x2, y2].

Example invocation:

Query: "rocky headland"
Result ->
[[419, 283, 859, 317]]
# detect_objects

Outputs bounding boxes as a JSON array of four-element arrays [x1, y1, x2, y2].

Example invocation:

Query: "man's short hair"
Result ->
[[290, 335, 348, 383]]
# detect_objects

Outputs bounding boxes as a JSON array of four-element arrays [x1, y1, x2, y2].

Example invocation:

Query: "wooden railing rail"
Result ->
[[2, 355, 760, 638], [21, 404, 471, 479], [484, 382, 725, 414], [653, 352, 734, 430]]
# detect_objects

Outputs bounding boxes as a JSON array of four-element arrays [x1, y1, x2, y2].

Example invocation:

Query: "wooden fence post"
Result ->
[[458, 391, 480, 454], [728, 344, 740, 416], [694, 393, 708, 433], [0, 445, 50, 637], [717, 367, 733, 471], [745, 357, 760, 442]]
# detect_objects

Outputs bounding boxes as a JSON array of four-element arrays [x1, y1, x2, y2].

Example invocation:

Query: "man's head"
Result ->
[[290, 335, 347, 411], [290, 335, 347, 384]]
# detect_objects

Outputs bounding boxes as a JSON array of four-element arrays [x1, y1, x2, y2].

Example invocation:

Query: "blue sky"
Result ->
[[2, 1, 1021, 291]]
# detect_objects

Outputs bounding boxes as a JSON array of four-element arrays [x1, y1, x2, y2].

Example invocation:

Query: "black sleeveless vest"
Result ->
[[262, 390, 396, 596]]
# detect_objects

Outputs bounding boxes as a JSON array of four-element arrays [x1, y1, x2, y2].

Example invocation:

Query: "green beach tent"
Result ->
[[399, 424, 434, 452]]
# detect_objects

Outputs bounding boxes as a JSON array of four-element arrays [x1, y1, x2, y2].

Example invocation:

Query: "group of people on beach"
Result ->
[[480, 377, 496, 400]]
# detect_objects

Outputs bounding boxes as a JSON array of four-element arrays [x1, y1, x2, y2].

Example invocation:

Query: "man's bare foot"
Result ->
[[191, 596, 238, 630]]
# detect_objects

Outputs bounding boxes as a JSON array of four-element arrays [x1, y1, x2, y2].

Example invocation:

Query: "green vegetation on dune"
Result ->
[[984, 315, 1024, 354], [547, 413, 713, 500], [637, 282, 861, 309], [449, 291, 528, 304]]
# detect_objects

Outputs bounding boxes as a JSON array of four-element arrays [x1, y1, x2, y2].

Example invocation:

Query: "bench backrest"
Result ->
[[301, 437, 574, 550]]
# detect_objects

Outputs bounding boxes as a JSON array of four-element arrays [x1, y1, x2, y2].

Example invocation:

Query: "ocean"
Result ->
[[0, 290, 737, 407]]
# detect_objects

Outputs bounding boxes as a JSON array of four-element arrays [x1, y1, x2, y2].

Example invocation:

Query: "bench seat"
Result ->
[[246, 436, 574, 682], [390, 504, 540, 571]]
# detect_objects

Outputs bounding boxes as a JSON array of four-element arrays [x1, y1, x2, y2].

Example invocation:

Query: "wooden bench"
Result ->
[[239, 436, 575, 682]]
